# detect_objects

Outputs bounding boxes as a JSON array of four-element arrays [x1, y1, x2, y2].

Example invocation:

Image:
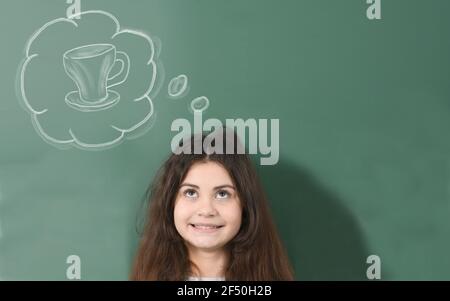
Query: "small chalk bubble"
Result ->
[[168, 74, 188, 98], [190, 96, 210, 113]]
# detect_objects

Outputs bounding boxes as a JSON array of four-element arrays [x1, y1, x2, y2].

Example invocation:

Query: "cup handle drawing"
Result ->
[[107, 51, 130, 88]]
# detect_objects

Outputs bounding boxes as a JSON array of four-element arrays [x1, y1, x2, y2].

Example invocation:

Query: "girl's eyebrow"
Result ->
[[214, 184, 236, 191], [180, 183, 236, 190]]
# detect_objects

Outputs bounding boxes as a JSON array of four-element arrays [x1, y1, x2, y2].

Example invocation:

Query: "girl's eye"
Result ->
[[216, 190, 230, 199], [184, 189, 198, 198]]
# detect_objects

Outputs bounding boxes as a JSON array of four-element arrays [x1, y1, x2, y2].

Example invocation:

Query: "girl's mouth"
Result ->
[[189, 223, 224, 232]]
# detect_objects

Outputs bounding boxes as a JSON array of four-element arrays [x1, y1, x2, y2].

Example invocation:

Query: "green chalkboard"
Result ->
[[1, 0, 450, 280]]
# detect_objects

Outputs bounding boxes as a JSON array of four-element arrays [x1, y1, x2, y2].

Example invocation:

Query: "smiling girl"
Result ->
[[130, 130, 294, 280]]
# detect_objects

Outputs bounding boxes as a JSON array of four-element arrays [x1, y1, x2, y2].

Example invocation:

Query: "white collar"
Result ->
[[187, 276, 225, 281]]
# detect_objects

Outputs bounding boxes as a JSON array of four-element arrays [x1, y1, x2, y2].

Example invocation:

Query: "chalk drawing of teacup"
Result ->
[[63, 43, 130, 112]]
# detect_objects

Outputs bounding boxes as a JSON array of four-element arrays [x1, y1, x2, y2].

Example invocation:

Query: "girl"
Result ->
[[130, 129, 294, 280]]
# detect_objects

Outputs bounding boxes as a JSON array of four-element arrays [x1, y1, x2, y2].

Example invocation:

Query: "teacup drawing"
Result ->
[[63, 43, 130, 112]]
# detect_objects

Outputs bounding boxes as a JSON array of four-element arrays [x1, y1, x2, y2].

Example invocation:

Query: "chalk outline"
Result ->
[[168, 74, 188, 98], [190, 96, 210, 113], [62, 43, 131, 112], [18, 10, 157, 149]]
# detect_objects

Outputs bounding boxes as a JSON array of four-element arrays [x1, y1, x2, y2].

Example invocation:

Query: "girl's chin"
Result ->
[[186, 240, 226, 252]]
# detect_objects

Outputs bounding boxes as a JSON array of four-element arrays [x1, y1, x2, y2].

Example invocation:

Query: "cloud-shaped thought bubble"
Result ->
[[18, 10, 159, 150]]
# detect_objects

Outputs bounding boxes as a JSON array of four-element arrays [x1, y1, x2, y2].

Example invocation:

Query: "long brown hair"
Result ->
[[130, 129, 294, 280]]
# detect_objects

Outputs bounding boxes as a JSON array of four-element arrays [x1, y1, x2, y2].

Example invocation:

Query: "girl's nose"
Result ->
[[197, 197, 218, 217]]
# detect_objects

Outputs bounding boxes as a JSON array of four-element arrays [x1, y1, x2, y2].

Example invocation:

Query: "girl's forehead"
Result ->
[[182, 161, 235, 188]]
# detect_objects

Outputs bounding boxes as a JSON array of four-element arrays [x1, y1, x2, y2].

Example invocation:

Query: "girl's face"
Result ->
[[174, 161, 242, 252]]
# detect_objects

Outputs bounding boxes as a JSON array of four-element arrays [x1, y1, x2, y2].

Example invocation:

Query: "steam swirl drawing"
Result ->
[[18, 10, 158, 150]]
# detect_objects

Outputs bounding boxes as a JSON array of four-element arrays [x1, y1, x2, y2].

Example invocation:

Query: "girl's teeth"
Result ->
[[193, 224, 220, 229]]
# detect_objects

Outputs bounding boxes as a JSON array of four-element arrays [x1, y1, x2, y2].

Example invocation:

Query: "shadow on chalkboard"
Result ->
[[255, 158, 370, 280]]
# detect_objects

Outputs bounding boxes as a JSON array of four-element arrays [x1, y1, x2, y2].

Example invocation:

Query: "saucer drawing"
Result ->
[[65, 90, 120, 112]]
